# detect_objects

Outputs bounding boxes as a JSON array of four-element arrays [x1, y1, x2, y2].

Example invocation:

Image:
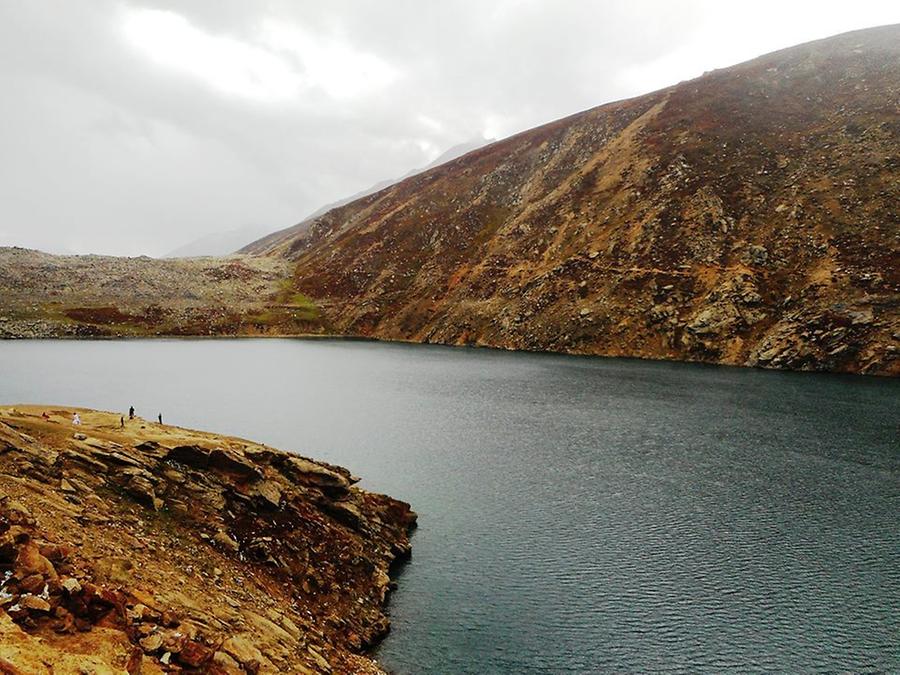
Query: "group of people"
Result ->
[[72, 406, 164, 427]]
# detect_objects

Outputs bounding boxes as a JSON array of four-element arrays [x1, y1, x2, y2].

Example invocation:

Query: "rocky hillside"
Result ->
[[0, 406, 415, 673], [247, 25, 899, 375], [0, 248, 326, 338]]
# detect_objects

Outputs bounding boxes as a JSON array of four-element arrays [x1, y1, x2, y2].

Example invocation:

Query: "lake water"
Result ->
[[1, 339, 897, 673]]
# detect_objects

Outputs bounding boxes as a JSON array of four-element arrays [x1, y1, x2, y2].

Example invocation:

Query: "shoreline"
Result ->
[[1, 331, 895, 378]]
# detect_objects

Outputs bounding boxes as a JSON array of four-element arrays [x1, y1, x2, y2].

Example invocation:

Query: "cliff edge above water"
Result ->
[[0, 406, 416, 674]]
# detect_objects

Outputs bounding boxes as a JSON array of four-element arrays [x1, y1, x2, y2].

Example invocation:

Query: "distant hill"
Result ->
[[165, 224, 273, 258], [247, 25, 900, 374]]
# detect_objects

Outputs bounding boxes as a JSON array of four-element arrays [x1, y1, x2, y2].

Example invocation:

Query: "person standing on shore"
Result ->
[[129, 406, 135, 420], [72, 412, 81, 426], [158, 413, 162, 424]]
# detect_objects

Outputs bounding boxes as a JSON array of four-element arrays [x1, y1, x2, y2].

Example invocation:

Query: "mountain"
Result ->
[[240, 138, 492, 257], [245, 25, 900, 375], [165, 224, 273, 258], [0, 27, 896, 375]]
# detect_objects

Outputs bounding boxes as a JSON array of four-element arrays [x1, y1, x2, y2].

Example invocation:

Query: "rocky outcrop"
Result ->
[[0, 406, 416, 673]]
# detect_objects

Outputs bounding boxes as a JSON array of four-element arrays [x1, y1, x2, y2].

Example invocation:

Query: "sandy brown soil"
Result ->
[[0, 406, 415, 673]]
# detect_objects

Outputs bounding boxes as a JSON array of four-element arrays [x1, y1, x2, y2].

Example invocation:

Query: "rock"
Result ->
[[847, 309, 873, 325], [279, 457, 350, 496], [221, 633, 274, 672], [280, 615, 301, 640], [161, 629, 187, 653], [209, 447, 263, 480], [61, 577, 82, 594], [94, 557, 134, 585], [244, 610, 295, 644], [15, 541, 57, 579], [308, 646, 331, 672], [685, 304, 739, 337], [179, 639, 215, 667], [161, 467, 187, 483], [139, 631, 164, 653], [18, 573, 46, 595], [6, 500, 34, 526], [61, 449, 108, 473], [19, 595, 51, 612], [166, 444, 212, 469], [323, 499, 363, 530], [254, 480, 283, 509], [0, 406, 417, 674], [51, 607, 76, 634], [744, 244, 769, 265], [212, 650, 245, 674], [213, 530, 241, 554], [85, 445, 145, 468], [738, 288, 763, 305]]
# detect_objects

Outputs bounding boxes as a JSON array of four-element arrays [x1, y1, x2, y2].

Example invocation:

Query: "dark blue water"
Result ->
[[1, 339, 898, 673]]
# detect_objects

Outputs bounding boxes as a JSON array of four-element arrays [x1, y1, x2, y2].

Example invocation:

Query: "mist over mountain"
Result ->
[[165, 225, 274, 258], [241, 138, 493, 258]]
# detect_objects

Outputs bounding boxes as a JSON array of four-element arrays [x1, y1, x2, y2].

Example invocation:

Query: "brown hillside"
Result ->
[[248, 25, 900, 374]]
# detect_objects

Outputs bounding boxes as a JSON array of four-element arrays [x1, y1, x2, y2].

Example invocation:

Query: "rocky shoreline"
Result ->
[[0, 406, 416, 673]]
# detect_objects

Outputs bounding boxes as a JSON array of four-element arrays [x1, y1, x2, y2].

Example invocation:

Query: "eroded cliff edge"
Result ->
[[0, 406, 416, 674]]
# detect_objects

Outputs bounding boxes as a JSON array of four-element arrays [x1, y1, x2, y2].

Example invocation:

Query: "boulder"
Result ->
[[139, 631, 163, 653], [166, 445, 212, 469], [19, 595, 51, 613], [221, 633, 276, 672], [211, 650, 245, 674], [253, 480, 282, 509], [212, 530, 241, 554], [278, 457, 349, 496], [15, 541, 57, 580], [179, 639, 215, 667], [124, 474, 159, 510], [209, 448, 263, 480]]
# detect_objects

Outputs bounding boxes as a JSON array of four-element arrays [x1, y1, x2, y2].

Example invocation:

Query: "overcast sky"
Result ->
[[1, 1, 897, 257]]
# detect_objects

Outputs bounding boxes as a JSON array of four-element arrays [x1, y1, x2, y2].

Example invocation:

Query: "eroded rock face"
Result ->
[[0, 406, 416, 674]]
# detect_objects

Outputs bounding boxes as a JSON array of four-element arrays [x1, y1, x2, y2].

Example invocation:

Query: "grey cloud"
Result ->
[[0, 0, 897, 256]]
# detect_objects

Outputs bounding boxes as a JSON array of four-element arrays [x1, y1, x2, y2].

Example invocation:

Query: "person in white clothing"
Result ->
[[72, 413, 81, 426]]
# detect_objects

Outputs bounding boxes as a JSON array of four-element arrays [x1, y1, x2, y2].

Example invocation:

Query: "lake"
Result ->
[[1, 339, 897, 673]]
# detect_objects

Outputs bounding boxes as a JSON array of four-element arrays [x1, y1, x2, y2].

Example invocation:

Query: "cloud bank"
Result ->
[[0, 1, 896, 256]]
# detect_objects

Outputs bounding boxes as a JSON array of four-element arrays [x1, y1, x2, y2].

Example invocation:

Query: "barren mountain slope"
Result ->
[[0, 248, 325, 338], [251, 25, 899, 374]]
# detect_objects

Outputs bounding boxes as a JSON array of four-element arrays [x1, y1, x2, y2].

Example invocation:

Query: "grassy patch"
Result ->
[[283, 293, 320, 320], [273, 279, 321, 321]]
